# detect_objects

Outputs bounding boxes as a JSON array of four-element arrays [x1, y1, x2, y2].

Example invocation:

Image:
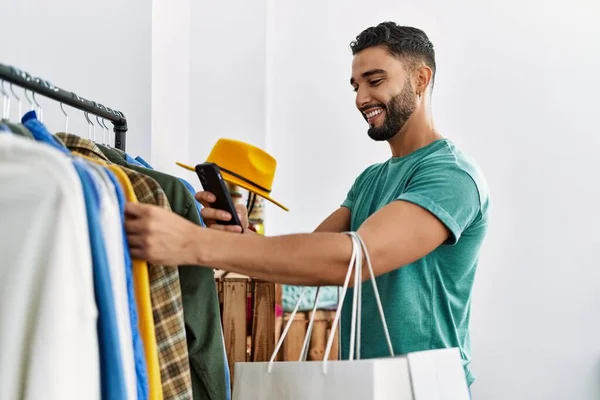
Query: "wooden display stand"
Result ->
[[216, 275, 339, 390], [274, 283, 339, 362], [278, 310, 339, 362], [216, 275, 275, 386]]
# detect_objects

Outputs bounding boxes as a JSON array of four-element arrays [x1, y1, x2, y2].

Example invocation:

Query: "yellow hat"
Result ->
[[177, 138, 289, 211]]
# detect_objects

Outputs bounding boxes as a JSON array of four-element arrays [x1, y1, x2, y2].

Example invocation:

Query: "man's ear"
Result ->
[[414, 64, 433, 94]]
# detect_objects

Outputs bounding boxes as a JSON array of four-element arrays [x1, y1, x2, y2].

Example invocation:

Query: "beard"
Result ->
[[366, 80, 417, 142]]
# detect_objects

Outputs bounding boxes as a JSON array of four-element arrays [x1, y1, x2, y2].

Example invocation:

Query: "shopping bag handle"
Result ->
[[299, 238, 361, 363], [322, 232, 394, 372], [298, 286, 323, 362], [267, 237, 359, 373], [267, 231, 394, 374]]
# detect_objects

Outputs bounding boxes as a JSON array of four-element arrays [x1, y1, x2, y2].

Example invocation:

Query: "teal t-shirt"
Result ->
[[340, 138, 490, 386]]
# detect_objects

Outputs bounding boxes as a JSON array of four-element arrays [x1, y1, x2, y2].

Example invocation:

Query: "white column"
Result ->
[[151, 0, 192, 176]]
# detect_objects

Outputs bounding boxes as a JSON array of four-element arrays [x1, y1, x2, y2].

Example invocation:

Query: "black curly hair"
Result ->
[[350, 22, 436, 88]]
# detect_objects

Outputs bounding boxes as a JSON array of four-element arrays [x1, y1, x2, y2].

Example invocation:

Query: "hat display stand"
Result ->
[[214, 183, 277, 390]]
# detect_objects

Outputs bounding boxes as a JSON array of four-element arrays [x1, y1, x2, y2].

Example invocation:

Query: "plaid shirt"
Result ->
[[57, 133, 193, 400]]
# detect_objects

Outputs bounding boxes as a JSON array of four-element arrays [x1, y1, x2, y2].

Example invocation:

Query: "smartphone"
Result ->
[[195, 162, 243, 230]]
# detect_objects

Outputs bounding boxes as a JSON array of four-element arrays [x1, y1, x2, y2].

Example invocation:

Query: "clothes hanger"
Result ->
[[101, 118, 110, 146], [0, 80, 9, 120], [32, 92, 43, 122], [93, 103, 109, 146], [60, 103, 69, 133], [24, 89, 34, 112], [84, 111, 94, 141], [95, 115, 106, 145], [9, 83, 21, 120], [105, 107, 115, 147]]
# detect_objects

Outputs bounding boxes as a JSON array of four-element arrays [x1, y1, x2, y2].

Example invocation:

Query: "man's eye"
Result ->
[[370, 79, 383, 86]]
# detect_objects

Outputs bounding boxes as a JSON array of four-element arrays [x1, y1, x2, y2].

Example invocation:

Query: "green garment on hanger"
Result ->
[[97, 144, 227, 400], [0, 120, 34, 140]]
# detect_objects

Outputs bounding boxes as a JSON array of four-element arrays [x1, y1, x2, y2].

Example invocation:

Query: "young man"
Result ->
[[125, 22, 490, 388]]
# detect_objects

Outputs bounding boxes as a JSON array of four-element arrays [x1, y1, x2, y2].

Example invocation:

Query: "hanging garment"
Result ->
[[0, 134, 100, 400], [282, 285, 339, 312], [97, 145, 228, 400], [72, 158, 128, 400], [86, 162, 139, 400], [131, 155, 229, 400], [109, 165, 156, 400], [21, 111, 69, 154], [67, 151, 154, 400], [0, 120, 34, 139], [56, 133, 191, 400], [106, 168, 151, 400], [10, 113, 126, 399], [133, 155, 205, 222], [133, 155, 152, 168]]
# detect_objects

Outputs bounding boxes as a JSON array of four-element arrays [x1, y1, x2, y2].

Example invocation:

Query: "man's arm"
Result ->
[[126, 160, 478, 285], [195, 191, 351, 235], [189, 200, 449, 286], [314, 207, 351, 233]]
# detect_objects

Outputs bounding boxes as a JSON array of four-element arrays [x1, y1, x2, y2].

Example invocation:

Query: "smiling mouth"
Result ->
[[364, 107, 384, 123]]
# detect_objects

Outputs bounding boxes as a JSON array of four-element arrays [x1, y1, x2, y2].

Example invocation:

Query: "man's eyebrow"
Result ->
[[350, 69, 387, 85]]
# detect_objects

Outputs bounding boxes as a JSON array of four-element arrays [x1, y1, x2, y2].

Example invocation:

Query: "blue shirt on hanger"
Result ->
[[105, 168, 149, 400], [132, 155, 152, 169], [125, 153, 145, 167], [21, 110, 70, 155], [73, 159, 127, 400]]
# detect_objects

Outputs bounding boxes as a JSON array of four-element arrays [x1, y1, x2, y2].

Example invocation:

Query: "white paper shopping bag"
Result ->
[[233, 232, 470, 400], [233, 357, 414, 400]]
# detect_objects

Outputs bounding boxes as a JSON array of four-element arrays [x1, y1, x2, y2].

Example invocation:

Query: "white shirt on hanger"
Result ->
[[86, 163, 138, 400], [0, 134, 100, 400]]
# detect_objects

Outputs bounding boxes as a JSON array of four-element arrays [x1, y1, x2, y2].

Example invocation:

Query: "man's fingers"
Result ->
[[129, 247, 146, 260], [127, 234, 145, 247], [218, 225, 243, 233], [195, 191, 216, 206], [229, 225, 243, 233], [125, 202, 150, 218], [206, 223, 241, 233], [125, 218, 150, 235], [201, 207, 232, 222]]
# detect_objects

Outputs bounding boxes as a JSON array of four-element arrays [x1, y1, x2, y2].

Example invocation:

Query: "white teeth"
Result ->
[[366, 109, 383, 119]]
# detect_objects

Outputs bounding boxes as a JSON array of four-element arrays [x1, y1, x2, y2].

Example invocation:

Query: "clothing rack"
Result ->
[[0, 62, 128, 151]]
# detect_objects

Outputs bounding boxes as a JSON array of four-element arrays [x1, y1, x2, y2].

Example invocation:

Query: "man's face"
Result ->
[[350, 46, 417, 141]]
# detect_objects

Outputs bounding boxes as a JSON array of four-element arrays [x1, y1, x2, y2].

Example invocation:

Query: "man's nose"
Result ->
[[355, 88, 372, 110]]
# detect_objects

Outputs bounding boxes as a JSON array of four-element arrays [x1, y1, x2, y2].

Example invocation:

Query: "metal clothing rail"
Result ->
[[0, 62, 128, 151]]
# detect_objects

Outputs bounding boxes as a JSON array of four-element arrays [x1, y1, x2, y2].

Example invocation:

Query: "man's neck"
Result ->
[[387, 107, 442, 158]]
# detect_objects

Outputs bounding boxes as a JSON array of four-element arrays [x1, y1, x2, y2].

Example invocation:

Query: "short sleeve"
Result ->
[[341, 176, 359, 211], [397, 160, 481, 245]]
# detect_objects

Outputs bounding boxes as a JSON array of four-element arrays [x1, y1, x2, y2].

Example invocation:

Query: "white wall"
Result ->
[[151, 0, 191, 176], [266, 1, 600, 399], [1, 0, 152, 159], [174, 0, 268, 189], [152, 0, 269, 188]]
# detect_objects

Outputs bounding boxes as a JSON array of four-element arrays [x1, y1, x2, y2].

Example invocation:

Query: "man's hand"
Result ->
[[125, 202, 201, 265], [195, 191, 249, 233]]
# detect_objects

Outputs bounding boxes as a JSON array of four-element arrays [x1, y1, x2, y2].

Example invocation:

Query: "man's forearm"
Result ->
[[190, 227, 354, 286]]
